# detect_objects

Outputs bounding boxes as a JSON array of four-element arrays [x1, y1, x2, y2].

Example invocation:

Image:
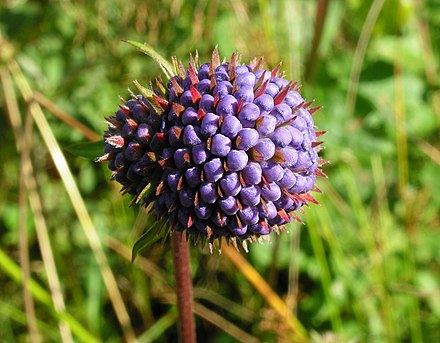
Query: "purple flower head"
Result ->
[[99, 48, 325, 249]]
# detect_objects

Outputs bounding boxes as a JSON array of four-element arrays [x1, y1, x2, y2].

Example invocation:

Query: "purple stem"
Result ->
[[172, 230, 196, 343]]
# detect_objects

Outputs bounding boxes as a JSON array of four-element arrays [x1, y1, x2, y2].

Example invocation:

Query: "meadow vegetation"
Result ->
[[1, 1, 439, 342]]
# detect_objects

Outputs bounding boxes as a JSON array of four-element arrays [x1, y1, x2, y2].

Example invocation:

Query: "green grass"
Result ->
[[1, 0, 439, 342]]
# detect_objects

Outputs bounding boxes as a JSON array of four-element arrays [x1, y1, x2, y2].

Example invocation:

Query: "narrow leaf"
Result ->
[[65, 141, 103, 159], [122, 40, 175, 79], [131, 223, 161, 262]]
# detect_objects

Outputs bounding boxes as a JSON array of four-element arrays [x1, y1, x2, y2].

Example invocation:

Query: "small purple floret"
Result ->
[[219, 196, 239, 215], [220, 172, 241, 197], [183, 125, 202, 146], [254, 94, 274, 113], [182, 107, 198, 125], [252, 138, 275, 160], [192, 143, 209, 164], [226, 150, 248, 172], [211, 134, 232, 157], [216, 94, 238, 117], [221, 115, 242, 139], [199, 182, 218, 204], [201, 112, 220, 137], [240, 185, 261, 207], [203, 158, 224, 182], [242, 162, 262, 185], [236, 128, 259, 150]]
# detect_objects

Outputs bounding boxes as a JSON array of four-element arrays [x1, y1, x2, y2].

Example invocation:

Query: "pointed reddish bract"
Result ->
[[309, 105, 323, 115], [190, 85, 201, 104], [118, 104, 130, 115], [188, 62, 199, 85], [172, 103, 186, 117], [105, 135, 125, 148], [156, 181, 165, 196], [314, 168, 328, 178], [171, 77, 184, 96], [250, 56, 264, 71], [273, 83, 292, 105], [254, 79, 269, 99], [210, 47, 221, 75], [270, 63, 282, 80], [153, 94, 168, 109]]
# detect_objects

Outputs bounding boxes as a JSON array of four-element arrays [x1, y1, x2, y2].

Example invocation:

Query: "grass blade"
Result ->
[[222, 243, 309, 342], [2, 67, 74, 342], [0, 249, 100, 343], [9, 59, 137, 343], [18, 109, 41, 343], [304, 0, 330, 82], [137, 310, 177, 343], [192, 303, 260, 343], [342, 165, 396, 341], [32, 91, 100, 142], [345, 0, 386, 116], [307, 211, 342, 332], [0, 301, 59, 341]]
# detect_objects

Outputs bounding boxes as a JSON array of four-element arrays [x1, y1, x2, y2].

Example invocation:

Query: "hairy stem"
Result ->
[[172, 231, 196, 343]]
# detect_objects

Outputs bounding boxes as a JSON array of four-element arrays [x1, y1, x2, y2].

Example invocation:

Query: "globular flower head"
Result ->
[[98, 48, 327, 251]]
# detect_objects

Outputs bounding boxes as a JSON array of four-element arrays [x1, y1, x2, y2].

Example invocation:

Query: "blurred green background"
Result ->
[[1, 0, 439, 342]]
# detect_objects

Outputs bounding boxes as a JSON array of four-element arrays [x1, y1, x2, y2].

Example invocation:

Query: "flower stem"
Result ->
[[172, 230, 196, 343]]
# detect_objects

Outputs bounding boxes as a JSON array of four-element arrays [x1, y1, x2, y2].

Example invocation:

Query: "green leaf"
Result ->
[[131, 223, 162, 262], [64, 141, 103, 159], [122, 40, 175, 80]]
